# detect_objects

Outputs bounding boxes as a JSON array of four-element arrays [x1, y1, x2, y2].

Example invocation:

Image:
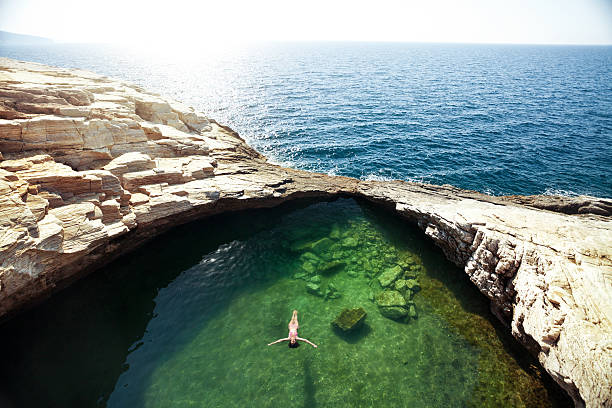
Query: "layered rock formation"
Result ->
[[0, 58, 610, 407]]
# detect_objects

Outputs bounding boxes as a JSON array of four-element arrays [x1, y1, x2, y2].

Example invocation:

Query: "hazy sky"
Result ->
[[1, 0, 611, 46]]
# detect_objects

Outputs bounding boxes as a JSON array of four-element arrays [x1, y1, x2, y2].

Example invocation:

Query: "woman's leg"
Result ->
[[291, 310, 299, 327]]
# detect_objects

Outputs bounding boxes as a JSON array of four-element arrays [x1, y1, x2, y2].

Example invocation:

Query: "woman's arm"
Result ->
[[297, 337, 318, 348], [267, 337, 289, 346]]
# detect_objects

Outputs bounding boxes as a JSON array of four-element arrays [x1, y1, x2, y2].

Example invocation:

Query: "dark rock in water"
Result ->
[[319, 260, 346, 275], [341, 237, 359, 248], [306, 282, 323, 297], [290, 239, 314, 252], [331, 251, 343, 260], [329, 224, 341, 239], [302, 261, 316, 274], [311, 237, 334, 254], [394, 279, 408, 294], [293, 271, 307, 280], [379, 306, 408, 320], [368, 278, 382, 292], [406, 264, 422, 277], [405, 279, 421, 293], [332, 307, 367, 331], [300, 251, 321, 264], [408, 304, 418, 319], [309, 275, 321, 283], [375, 290, 408, 320]]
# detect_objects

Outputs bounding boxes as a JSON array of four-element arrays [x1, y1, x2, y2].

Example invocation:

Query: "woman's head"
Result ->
[[289, 339, 300, 348]]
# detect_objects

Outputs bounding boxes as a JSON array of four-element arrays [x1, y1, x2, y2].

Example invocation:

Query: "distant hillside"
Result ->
[[0, 30, 53, 45]]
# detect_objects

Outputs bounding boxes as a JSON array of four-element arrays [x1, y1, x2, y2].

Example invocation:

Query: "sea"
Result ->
[[1, 42, 611, 197]]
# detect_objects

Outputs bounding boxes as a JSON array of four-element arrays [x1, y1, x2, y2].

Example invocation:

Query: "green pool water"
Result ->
[[0, 198, 570, 407]]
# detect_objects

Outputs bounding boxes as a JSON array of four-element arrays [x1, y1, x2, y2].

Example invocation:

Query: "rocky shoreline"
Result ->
[[0, 58, 610, 407]]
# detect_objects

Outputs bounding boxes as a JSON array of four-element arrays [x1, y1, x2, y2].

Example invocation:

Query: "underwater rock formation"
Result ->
[[376, 290, 410, 319], [332, 307, 367, 331], [378, 265, 403, 287], [305, 282, 323, 297], [0, 58, 611, 407]]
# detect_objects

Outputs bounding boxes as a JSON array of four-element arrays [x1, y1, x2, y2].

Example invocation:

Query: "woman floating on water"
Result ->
[[268, 310, 318, 348]]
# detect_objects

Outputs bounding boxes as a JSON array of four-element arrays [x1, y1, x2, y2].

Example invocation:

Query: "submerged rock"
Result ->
[[378, 265, 403, 288], [375, 290, 408, 320], [329, 224, 341, 239], [406, 264, 422, 277], [309, 275, 321, 284], [300, 252, 321, 264], [311, 237, 334, 254], [319, 260, 345, 275], [379, 306, 408, 320], [342, 237, 359, 248], [394, 279, 408, 294], [405, 279, 420, 293], [302, 261, 316, 274], [293, 271, 307, 280], [332, 307, 367, 331], [290, 239, 314, 252], [324, 283, 341, 300], [331, 251, 344, 260], [408, 304, 418, 319], [306, 282, 323, 297]]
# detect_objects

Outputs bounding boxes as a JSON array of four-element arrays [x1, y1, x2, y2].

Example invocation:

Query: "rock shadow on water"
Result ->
[[303, 358, 316, 408], [331, 323, 371, 343]]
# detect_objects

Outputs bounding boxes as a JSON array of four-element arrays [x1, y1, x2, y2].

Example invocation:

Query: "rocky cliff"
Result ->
[[0, 58, 610, 407]]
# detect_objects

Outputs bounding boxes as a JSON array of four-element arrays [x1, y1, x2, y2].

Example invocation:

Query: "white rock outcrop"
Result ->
[[0, 58, 610, 407]]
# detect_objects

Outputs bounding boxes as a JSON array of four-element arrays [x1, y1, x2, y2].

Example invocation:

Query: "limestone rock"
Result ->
[[103, 152, 155, 176]]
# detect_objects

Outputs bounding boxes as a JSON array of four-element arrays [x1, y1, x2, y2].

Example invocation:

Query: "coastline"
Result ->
[[0, 57, 610, 407]]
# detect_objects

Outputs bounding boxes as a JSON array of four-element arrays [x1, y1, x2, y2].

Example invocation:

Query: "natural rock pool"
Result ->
[[0, 198, 570, 407]]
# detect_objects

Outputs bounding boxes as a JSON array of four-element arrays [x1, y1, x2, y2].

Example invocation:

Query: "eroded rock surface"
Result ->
[[0, 58, 610, 407]]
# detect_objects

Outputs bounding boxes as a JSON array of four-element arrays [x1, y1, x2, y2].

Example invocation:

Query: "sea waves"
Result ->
[[2, 42, 611, 197]]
